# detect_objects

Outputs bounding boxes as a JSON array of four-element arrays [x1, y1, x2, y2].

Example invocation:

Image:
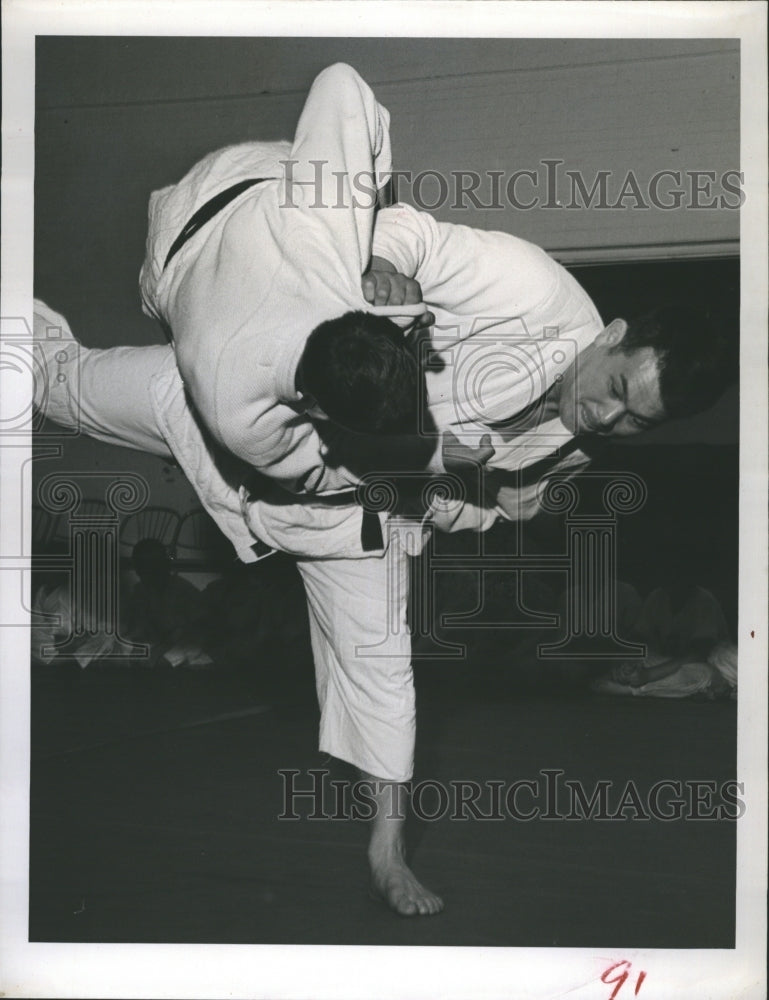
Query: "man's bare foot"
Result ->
[[368, 844, 444, 917], [361, 770, 443, 916]]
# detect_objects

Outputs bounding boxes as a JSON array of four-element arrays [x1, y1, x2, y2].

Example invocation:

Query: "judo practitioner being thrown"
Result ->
[[32, 63, 730, 917]]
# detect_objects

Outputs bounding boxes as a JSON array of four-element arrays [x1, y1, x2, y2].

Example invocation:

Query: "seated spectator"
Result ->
[[124, 538, 213, 668], [590, 570, 737, 699]]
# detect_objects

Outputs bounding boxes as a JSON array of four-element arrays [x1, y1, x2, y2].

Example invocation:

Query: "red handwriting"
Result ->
[[601, 960, 647, 1000]]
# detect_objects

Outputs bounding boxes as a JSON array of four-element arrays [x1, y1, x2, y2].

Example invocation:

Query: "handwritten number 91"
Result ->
[[601, 961, 647, 1000]]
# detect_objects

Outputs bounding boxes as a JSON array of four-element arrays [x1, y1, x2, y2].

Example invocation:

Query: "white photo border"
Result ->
[[1, 2, 766, 998]]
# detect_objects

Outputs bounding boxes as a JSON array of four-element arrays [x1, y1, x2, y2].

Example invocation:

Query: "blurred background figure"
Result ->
[[30, 538, 121, 668], [125, 538, 213, 669], [200, 554, 313, 697], [591, 566, 737, 699], [31, 578, 118, 668]]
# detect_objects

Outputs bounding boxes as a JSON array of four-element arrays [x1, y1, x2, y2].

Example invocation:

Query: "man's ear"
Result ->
[[598, 317, 628, 348]]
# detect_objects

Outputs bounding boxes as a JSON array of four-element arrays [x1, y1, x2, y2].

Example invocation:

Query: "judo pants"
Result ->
[[32, 300, 416, 782]]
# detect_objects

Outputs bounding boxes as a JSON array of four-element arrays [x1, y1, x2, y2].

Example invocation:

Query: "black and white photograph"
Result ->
[[0, 2, 766, 998]]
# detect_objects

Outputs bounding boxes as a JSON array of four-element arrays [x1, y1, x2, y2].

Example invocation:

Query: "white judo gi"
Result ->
[[139, 61, 410, 493], [34, 63, 603, 782]]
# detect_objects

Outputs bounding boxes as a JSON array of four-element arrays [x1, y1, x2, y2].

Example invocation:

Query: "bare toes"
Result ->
[[370, 857, 443, 917]]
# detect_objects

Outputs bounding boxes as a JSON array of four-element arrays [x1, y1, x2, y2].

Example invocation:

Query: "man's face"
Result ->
[[558, 319, 667, 437]]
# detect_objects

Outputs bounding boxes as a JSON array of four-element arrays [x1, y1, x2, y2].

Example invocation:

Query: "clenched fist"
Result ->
[[362, 268, 424, 307]]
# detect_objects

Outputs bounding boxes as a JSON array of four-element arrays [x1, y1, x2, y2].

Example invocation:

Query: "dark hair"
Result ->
[[299, 311, 423, 434], [132, 537, 171, 570], [617, 303, 733, 419]]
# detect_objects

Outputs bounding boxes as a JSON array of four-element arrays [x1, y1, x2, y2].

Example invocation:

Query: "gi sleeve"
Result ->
[[372, 202, 559, 318], [284, 62, 392, 279], [207, 63, 395, 495]]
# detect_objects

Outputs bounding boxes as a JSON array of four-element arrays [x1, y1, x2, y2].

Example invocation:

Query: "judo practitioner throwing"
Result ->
[[33, 64, 730, 916]]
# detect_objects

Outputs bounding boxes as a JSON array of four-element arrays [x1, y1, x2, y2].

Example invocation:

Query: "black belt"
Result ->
[[307, 488, 385, 552], [361, 510, 384, 552], [250, 510, 382, 557], [245, 485, 385, 556], [163, 177, 271, 271]]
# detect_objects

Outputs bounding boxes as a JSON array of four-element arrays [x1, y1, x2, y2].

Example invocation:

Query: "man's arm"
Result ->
[[371, 202, 558, 318], [173, 64, 398, 497], [245, 409, 361, 494], [253, 64, 394, 492], [430, 451, 592, 535], [285, 63, 393, 278]]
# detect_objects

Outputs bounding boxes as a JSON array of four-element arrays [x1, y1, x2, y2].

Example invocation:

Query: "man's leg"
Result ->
[[296, 542, 443, 917], [33, 299, 175, 457], [33, 301, 442, 913]]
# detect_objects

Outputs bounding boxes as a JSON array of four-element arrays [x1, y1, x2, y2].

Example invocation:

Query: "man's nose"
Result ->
[[597, 399, 625, 428]]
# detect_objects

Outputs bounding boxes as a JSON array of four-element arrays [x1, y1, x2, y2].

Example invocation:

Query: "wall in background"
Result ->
[[34, 37, 740, 515], [36, 37, 740, 343]]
